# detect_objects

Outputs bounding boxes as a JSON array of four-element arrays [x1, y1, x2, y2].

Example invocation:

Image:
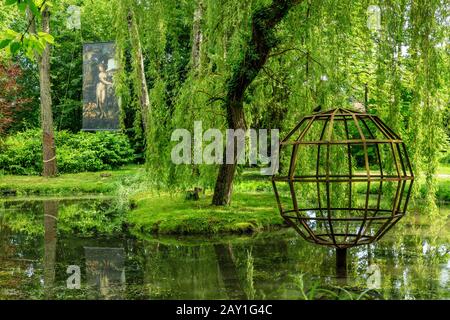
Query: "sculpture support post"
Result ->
[[336, 248, 347, 278]]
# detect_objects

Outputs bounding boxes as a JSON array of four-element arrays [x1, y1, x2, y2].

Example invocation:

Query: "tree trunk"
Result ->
[[40, 8, 57, 176], [28, 7, 57, 177], [212, 105, 246, 205], [191, 0, 204, 71], [127, 9, 150, 135], [212, 0, 302, 205]]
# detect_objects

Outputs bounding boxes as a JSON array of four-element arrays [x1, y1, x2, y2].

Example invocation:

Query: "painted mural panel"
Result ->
[[82, 42, 120, 130]]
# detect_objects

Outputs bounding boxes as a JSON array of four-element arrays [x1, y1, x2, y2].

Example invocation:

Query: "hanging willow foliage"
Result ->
[[111, 0, 448, 204]]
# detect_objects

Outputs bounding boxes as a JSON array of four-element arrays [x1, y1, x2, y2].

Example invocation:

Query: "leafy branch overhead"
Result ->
[[0, 0, 54, 58]]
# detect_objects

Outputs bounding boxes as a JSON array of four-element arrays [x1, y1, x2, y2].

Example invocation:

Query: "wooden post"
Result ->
[[336, 248, 347, 279]]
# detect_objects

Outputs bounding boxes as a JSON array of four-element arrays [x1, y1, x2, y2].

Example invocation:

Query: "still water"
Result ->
[[0, 197, 448, 300]]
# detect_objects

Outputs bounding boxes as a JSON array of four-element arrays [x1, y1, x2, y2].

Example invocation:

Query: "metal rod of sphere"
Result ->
[[272, 108, 414, 270]]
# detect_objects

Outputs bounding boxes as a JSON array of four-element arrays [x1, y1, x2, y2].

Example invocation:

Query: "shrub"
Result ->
[[0, 129, 135, 175], [436, 180, 450, 202]]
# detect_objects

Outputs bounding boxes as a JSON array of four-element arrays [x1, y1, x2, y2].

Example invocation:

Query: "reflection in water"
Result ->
[[335, 248, 348, 284], [0, 198, 448, 300], [43, 200, 58, 298], [84, 247, 126, 299], [214, 243, 246, 299]]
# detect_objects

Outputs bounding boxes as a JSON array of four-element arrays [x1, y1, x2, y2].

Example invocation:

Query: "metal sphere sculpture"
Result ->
[[271, 108, 414, 252]]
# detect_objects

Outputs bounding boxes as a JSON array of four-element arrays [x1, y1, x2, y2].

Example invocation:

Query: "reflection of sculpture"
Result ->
[[96, 64, 113, 118]]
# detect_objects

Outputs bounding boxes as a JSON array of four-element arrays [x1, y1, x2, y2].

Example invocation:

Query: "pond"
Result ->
[[0, 197, 448, 300]]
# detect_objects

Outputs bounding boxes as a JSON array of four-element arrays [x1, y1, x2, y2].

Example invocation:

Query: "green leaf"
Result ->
[[18, 1, 27, 12], [0, 39, 12, 50], [10, 41, 21, 55], [3, 29, 18, 39], [37, 32, 54, 45], [39, 0, 53, 12], [5, 0, 18, 6], [27, 0, 39, 16]]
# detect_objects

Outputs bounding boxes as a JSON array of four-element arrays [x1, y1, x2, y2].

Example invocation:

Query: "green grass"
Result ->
[[438, 164, 450, 175], [1, 163, 448, 235], [0, 165, 144, 196], [126, 190, 285, 235]]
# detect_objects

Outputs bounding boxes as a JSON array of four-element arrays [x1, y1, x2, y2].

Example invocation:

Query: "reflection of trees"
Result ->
[[142, 242, 225, 299], [84, 247, 126, 299], [214, 243, 246, 299], [123, 237, 148, 299], [248, 232, 331, 298], [1, 198, 448, 300], [0, 205, 11, 260], [348, 203, 450, 299], [43, 200, 58, 299]]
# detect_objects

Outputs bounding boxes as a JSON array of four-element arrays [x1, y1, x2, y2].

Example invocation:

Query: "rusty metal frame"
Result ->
[[272, 108, 414, 249]]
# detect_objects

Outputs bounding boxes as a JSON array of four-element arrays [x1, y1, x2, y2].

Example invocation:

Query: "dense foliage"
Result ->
[[0, 0, 448, 205], [0, 129, 134, 174], [0, 63, 32, 134], [111, 0, 449, 206]]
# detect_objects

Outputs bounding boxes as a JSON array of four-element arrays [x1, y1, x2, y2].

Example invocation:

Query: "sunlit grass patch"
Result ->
[[0, 165, 144, 196], [127, 190, 285, 235]]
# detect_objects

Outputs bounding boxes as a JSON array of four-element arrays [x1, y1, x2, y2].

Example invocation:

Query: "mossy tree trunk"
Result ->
[[212, 0, 302, 205]]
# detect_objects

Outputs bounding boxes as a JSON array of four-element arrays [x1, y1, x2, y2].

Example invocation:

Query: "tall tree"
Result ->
[[191, 0, 204, 71], [28, 6, 57, 177], [212, 0, 303, 205], [1, 1, 57, 176], [127, 5, 150, 136]]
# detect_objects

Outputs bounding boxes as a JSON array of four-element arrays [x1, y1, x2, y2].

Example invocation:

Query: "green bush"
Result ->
[[0, 129, 135, 175], [436, 180, 450, 202]]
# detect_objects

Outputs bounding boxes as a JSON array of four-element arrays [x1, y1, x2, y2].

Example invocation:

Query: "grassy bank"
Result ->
[[0, 164, 448, 235], [127, 191, 285, 235], [0, 165, 144, 196]]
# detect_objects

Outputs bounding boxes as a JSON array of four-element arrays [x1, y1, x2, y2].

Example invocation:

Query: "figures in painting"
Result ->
[[82, 42, 120, 130], [96, 64, 113, 118]]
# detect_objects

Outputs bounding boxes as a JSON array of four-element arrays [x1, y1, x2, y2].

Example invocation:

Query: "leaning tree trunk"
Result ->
[[212, 0, 302, 205], [212, 105, 246, 205], [127, 8, 150, 135]]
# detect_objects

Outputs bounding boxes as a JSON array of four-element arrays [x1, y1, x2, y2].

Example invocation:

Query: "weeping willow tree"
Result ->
[[112, 0, 448, 208]]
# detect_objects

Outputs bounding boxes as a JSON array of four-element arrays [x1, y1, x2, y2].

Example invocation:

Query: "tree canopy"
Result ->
[[0, 0, 448, 206]]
